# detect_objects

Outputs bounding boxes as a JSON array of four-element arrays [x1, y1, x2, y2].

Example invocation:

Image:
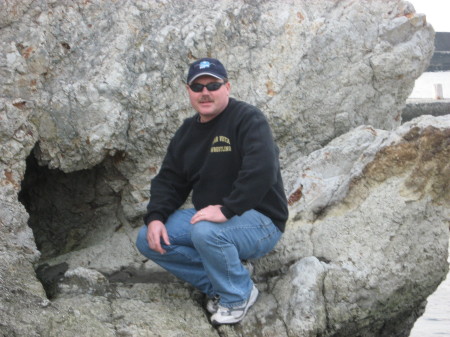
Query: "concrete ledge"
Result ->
[[402, 99, 450, 123]]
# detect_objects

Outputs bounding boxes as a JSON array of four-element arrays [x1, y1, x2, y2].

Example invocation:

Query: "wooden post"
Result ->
[[434, 83, 443, 100]]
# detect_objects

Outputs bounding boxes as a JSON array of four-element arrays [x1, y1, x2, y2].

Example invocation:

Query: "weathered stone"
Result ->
[[1, 0, 435, 219], [272, 257, 328, 336], [277, 115, 450, 336]]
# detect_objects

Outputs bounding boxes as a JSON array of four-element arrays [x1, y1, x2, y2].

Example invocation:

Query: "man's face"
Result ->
[[187, 75, 230, 123]]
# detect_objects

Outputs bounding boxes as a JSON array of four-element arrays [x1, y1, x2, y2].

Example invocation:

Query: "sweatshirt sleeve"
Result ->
[[143, 137, 192, 225], [220, 109, 280, 218]]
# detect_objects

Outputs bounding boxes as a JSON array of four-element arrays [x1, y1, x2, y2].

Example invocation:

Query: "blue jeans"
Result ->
[[136, 208, 282, 308]]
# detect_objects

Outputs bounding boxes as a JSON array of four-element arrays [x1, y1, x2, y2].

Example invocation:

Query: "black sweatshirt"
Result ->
[[144, 98, 288, 232]]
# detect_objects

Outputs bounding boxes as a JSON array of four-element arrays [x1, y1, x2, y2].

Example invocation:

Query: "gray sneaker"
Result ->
[[210, 285, 259, 325]]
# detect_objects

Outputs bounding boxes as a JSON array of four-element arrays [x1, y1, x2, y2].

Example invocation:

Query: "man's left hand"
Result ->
[[190, 205, 228, 224]]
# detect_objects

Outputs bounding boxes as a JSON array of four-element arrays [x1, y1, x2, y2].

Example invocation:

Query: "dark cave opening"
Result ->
[[18, 149, 129, 297], [17, 148, 182, 295], [18, 150, 124, 262]]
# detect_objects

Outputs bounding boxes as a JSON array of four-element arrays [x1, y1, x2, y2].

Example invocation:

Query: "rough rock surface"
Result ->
[[1, 0, 447, 337], [1, 0, 435, 219]]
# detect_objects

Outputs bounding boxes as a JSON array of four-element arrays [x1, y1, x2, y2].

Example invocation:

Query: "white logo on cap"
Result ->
[[199, 61, 211, 69]]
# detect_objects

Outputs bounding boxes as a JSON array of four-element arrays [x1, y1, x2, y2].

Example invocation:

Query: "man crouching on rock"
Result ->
[[136, 57, 288, 325]]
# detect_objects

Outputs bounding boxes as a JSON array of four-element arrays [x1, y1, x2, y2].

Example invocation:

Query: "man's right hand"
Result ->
[[147, 220, 170, 254]]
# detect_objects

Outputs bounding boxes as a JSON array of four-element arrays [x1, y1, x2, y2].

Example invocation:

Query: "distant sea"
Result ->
[[408, 71, 450, 337]]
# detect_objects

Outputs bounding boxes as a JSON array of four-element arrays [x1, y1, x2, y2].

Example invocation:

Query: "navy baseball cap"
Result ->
[[187, 58, 228, 84]]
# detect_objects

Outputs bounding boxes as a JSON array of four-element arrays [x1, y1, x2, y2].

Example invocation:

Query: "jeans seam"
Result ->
[[216, 228, 241, 303], [215, 222, 277, 306], [163, 245, 199, 263], [167, 232, 191, 243], [160, 230, 195, 261]]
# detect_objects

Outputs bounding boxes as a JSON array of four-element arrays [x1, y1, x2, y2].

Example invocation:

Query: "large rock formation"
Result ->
[[1, 0, 447, 336]]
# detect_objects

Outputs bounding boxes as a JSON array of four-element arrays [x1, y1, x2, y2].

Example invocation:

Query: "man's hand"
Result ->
[[191, 205, 228, 224], [147, 220, 170, 254]]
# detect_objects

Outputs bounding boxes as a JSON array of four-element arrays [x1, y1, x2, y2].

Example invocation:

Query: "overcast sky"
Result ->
[[409, 0, 450, 32]]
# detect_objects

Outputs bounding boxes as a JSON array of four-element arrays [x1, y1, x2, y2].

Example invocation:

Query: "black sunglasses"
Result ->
[[189, 82, 226, 93]]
